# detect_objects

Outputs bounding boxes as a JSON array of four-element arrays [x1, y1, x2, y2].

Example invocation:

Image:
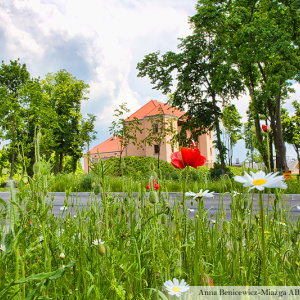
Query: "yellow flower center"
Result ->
[[172, 286, 180, 292], [252, 179, 266, 186], [198, 193, 203, 196]]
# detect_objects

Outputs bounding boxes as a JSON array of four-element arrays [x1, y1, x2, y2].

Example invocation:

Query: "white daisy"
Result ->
[[188, 209, 195, 212], [234, 171, 287, 191], [232, 191, 240, 197], [164, 278, 189, 298], [278, 222, 287, 226], [60, 206, 67, 211], [297, 206, 300, 211], [0, 244, 5, 251], [185, 189, 214, 200], [92, 239, 104, 246]]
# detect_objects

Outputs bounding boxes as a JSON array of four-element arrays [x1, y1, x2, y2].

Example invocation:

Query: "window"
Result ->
[[153, 123, 159, 133], [209, 132, 212, 140], [154, 145, 160, 154]]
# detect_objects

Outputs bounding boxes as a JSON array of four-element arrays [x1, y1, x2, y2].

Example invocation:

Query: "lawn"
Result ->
[[0, 156, 300, 299]]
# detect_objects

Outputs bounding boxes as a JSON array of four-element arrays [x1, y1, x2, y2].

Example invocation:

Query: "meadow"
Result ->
[[0, 155, 300, 299]]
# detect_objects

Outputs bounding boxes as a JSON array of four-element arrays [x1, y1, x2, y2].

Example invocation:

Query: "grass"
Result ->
[[0, 154, 300, 299]]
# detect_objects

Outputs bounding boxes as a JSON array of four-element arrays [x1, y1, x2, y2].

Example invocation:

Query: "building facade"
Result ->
[[84, 100, 215, 173]]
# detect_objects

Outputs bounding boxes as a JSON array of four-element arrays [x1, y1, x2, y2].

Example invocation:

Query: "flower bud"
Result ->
[[161, 214, 167, 225], [33, 162, 41, 174], [223, 220, 230, 234], [98, 244, 106, 256], [149, 191, 158, 204], [150, 162, 155, 171], [37, 131, 42, 140], [59, 253, 65, 259], [94, 184, 100, 196], [25, 200, 34, 212]]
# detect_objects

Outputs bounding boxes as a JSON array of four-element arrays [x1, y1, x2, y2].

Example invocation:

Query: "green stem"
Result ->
[[198, 198, 204, 285], [259, 192, 268, 285], [266, 133, 271, 172]]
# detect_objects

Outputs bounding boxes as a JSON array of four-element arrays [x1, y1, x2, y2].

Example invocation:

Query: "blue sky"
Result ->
[[0, 0, 298, 162]]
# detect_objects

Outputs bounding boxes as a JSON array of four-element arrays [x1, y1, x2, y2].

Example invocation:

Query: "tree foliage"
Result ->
[[0, 59, 30, 178], [0, 62, 96, 176], [137, 28, 243, 172], [41, 70, 94, 174], [193, 0, 300, 171]]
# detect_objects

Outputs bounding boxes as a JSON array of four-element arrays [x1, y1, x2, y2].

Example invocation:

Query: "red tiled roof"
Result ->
[[126, 100, 185, 121], [87, 136, 121, 155]]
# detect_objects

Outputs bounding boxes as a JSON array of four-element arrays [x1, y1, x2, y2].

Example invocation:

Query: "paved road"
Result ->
[[1, 192, 300, 221]]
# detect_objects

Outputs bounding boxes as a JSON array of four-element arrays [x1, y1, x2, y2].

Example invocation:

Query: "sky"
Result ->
[[0, 0, 299, 163]]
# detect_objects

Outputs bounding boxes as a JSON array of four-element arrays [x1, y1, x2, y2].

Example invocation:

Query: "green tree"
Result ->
[[109, 103, 143, 176], [193, 0, 300, 171], [221, 104, 243, 166], [282, 100, 300, 175], [41, 70, 90, 174], [0, 59, 30, 178], [0, 145, 9, 177], [137, 30, 243, 173]]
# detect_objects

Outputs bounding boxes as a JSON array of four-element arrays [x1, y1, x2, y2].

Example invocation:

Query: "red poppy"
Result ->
[[171, 147, 206, 169], [146, 179, 160, 190], [262, 125, 270, 133], [170, 151, 185, 169]]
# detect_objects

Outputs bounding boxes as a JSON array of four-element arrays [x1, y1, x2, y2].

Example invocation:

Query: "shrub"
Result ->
[[208, 162, 233, 180]]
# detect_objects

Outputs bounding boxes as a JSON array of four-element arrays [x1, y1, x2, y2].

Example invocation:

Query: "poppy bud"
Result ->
[[150, 162, 155, 171], [109, 219, 113, 228], [33, 162, 41, 174], [25, 200, 33, 212], [223, 220, 230, 234], [262, 125, 271, 133], [149, 191, 158, 204], [161, 214, 167, 225], [37, 131, 42, 140], [94, 184, 100, 196], [98, 244, 106, 256]]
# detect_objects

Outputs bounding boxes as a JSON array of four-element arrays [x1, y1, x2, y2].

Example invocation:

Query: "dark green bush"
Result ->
[[209, 162, 233, 180]]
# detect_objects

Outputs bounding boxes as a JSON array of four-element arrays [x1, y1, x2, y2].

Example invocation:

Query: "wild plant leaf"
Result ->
[[4, 232, 14, 253], [0, 197, 8, 214]]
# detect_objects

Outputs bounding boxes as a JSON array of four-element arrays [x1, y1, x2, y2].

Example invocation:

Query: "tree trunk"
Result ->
[[269, 134, 274, 172], [211, 91, 226, 173], [267, 93, 288, 171], [253, 114, 269, 171], [72, 158, 77, 175], [118, 151, 123, 176], [59, 152, 64, 173], [258, 65, 288, 172]]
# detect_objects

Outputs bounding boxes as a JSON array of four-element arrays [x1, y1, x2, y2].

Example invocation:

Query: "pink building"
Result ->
[[84, 100, 215, 173]]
